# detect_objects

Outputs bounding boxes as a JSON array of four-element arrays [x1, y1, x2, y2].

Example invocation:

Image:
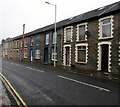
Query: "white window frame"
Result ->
[[76, 23, 87, 41], [75, 43, 88, 63], [98, 15, 114, 39], [64, 26, 73, 43], [45, 33, 49, 45], [97, 41, 111, 72], [35, 49, 40, 59], [51, 47, 57, 61]]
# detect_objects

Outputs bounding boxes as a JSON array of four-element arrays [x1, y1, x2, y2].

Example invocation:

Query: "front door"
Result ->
[[30, 50, 33, 62], [44, 48, 48, 62], [65, 47, 70, 66], [101, 44, 109, 72]]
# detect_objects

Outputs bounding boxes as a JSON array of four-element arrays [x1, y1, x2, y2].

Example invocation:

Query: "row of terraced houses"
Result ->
[[2, 1, 120, 76]]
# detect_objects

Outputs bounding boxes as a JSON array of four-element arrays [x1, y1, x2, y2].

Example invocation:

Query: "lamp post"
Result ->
[[45, 2, 57, 67]]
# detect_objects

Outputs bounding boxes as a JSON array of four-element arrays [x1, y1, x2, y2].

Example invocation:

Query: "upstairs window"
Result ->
[[102, 19, 111, 37], [66, 28, 71, 42], [64, 26, 73, 43], [36, 35, 40, 46], [45, 33, 49, 45], [99, 16, 114, 39], [30, 37, 34, 46], [77, 23, 87, 41]]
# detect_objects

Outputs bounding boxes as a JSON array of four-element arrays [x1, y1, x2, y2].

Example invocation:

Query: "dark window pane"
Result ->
[[102, 24, 111, 37], [66, 28, 71, 42], [79, 25, 85, 40], [102, 18, 111, 38], [78, 50, 86, 62], [77, 46, 86, 62]]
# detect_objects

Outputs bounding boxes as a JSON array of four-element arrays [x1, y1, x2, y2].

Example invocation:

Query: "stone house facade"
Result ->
[[62, 2, 120, 74]]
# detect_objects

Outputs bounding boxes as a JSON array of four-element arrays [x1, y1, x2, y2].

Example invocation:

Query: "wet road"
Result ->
[[2, 60, 119, 105]]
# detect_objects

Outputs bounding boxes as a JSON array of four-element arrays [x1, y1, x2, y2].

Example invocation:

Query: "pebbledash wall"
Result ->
[[1, 1, 120, 75]]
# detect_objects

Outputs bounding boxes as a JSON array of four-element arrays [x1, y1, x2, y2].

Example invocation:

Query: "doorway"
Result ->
[[65, 47, 70, 66], [44, 48, 48, 63], [101, 44, 109, 72]]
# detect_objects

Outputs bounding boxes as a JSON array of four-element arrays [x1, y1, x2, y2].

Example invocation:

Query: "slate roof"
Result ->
[[25, 18, 70, 36], [66, 1, 120, 25]]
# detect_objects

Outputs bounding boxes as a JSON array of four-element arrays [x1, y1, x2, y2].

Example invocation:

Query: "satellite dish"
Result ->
[[85, 31, 90, 36]]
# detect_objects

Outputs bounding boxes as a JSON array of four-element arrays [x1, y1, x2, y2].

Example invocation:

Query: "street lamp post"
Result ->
[[45, 2, 57, 67]]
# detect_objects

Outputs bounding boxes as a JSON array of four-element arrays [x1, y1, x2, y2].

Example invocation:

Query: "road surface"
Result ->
[[2, 60, 119, 105]]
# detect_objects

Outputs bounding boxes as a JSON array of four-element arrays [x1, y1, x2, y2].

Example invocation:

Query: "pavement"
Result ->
[[0, 48, 11, 106]]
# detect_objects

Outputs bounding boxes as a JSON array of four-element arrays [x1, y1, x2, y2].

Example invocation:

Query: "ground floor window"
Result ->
[[35, 49, 40, 59], [75, 44, 88, 63]]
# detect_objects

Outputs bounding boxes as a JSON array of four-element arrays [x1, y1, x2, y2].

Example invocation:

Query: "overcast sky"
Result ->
[[0, 0, 119, 42]]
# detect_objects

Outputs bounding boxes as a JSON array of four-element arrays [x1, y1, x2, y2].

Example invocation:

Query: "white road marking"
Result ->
[[25, 67, 44, 72], [58, 75, 110, 92], [11, 63, 23, 67]]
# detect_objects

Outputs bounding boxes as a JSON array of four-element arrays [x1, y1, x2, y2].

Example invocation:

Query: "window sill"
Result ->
[[98, 37, 113, 40], [51, 60, 57, 62], [76, 62, 87, 64]]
